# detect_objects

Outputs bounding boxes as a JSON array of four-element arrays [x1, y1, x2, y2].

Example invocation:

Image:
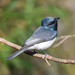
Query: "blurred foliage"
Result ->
[[0, 0, 75, 75]]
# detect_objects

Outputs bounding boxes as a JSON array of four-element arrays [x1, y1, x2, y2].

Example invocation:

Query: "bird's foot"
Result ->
[[42, 50, 49, 59], [44, 53, 49, 59], [42, 50, 51, 66]]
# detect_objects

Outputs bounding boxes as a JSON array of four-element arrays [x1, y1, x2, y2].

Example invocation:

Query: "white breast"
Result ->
[[34, 37, 56, 50]]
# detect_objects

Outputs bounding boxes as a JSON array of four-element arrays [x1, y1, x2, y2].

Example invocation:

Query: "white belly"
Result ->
[[32, 37, 56, 50]]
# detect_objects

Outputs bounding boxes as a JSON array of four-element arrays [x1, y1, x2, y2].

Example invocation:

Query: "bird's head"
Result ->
[[41, 17, 60, 31]]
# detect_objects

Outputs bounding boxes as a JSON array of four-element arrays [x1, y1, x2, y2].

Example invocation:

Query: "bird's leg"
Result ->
[[33, 50, 37, 53], [34, 49, 36, 53], [42, 50, 51, 66], [42, 50, 49, 59]]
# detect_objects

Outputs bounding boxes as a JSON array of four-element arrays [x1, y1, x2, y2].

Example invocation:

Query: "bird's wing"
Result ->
[[25, 26, 58, 46]]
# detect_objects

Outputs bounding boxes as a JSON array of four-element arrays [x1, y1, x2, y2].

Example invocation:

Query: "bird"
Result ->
[[7, 17, 60, 60]]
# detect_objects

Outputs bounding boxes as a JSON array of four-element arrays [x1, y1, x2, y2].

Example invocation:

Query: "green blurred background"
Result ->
[[0, 0, 75, 75]]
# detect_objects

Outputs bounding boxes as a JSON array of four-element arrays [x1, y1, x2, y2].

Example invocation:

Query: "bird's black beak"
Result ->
[[55, 17, 60, 21]]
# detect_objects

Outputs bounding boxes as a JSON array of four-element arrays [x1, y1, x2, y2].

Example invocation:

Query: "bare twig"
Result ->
[[53, 35, 75, 47], [0, 37, 75, 66], [0, 37, 21, 49], [44, 59, 51, 66]]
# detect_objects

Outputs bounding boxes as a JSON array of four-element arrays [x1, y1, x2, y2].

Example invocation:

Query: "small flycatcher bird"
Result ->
[[7, 17, 60, 60]]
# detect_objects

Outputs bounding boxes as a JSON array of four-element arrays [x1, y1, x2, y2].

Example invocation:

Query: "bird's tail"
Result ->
[[6, 47, 28, 60]]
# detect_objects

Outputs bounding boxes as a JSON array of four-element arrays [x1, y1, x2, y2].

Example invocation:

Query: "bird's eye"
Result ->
[[49, 23, 52, 25], [49, 21, 55, 25]]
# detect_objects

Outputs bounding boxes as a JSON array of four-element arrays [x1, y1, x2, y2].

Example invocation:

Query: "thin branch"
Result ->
[[44, 59, 51, 66], [53, 35, 75, 47], [0, 37, 21, 49], [0, 37, 75, 66]]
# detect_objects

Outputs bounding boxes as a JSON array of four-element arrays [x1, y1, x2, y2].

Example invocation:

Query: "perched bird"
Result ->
[[7, 17, 60, 60]]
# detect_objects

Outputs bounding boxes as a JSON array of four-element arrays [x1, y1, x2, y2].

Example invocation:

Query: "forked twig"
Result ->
[[53, 35, 75, 47]]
